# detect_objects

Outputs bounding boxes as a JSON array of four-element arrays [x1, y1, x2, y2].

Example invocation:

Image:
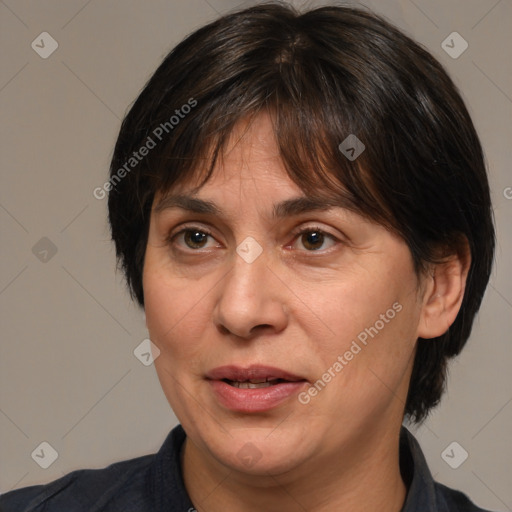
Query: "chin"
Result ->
[[204, 425, 313, 476]]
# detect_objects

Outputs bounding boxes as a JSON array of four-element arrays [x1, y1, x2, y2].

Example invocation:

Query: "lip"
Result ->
[[206, 365, 308, 413], [206, 365, 306, 382]]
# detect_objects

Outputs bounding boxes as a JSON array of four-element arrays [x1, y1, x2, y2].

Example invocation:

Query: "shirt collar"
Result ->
[[399, 425, 440, 511], [147, 424, 194, 511]]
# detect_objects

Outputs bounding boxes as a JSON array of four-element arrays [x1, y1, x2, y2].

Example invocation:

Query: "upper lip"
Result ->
[[206, 365, 306, 382]]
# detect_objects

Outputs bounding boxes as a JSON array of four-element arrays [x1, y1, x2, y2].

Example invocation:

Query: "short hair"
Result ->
[[107, 2, 495, 423]]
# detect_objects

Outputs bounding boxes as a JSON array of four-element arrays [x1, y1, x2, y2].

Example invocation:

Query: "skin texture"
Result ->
[[143, 113, 470, 512]]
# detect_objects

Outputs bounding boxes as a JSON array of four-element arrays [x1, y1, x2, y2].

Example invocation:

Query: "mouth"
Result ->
[[206, 365, 308, 412], [222, 377, 293, 389], [206, 364, 306, 384]]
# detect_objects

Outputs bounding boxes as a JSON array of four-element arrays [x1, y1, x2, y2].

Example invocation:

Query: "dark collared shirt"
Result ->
[[0, 425, 493, 511]]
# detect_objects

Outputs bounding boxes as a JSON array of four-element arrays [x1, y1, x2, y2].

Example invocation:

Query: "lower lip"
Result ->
[[208, 380, 308, 413]]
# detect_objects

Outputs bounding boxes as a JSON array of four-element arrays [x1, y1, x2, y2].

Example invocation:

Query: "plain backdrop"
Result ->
[[1, 0, 511, 510]]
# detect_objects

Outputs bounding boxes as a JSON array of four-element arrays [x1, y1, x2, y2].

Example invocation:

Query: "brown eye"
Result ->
[[301, 230, 325, 251], [292, 227, 338, 252], [166, 226, 216, 251], [183, 230, 209, 249]]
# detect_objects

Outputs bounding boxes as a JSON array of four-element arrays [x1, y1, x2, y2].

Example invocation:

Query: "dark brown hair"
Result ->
[[108, 2, 495, 422]]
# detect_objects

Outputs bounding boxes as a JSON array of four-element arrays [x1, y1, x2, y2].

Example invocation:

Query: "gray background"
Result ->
[[1, 0, 511, 510]]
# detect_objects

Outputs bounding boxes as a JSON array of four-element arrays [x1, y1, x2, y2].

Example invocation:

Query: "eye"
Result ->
[[166, 224, 340, 253], [167, 226, 218, 250], [290, 226, 339, 252]]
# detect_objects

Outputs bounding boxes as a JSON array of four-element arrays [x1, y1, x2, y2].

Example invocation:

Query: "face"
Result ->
[[143, 113, 427, 478]]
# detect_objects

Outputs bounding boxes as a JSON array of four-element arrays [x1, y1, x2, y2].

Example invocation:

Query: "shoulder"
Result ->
[[434, 482, 496, 512], [0, 453, 154, 512], [400, 427, 496, 512], [0, 425, 190, 512]]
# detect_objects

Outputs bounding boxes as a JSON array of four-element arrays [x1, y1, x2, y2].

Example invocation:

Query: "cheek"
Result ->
[[144, 268, 214, 418], [306, 273, 413, 356], [301, 261, 420, 402], [143, 263, 211, 365]]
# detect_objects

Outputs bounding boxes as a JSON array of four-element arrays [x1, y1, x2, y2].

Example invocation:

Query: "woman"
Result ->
[[1, 3, 495, 511]]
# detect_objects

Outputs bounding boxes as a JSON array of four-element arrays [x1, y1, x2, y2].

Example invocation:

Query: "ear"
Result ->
[[417, 242, 471, 339]]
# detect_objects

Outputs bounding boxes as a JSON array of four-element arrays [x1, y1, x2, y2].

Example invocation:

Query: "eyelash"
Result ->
[[166, 224, 340, 253]]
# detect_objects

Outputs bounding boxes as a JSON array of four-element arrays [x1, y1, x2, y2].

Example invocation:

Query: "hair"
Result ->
[[107, 2, 495, 423]]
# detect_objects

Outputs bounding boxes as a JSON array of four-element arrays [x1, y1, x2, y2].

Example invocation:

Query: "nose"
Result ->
[[212, 245, 289, 339]]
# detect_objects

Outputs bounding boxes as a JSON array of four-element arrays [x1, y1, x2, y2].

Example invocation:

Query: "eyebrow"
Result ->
[[153, 193, 353, 219]]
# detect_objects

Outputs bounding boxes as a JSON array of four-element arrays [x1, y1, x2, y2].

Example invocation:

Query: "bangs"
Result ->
[[148, 77, 395, 235]]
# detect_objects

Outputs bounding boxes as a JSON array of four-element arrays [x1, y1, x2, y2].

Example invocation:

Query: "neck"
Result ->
[[181, 423, 407, 512]]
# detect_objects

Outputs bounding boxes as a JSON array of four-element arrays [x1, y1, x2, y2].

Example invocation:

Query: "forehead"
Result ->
[[154, 112, 346, 206]]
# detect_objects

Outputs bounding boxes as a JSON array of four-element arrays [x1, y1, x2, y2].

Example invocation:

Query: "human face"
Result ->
[[143, 113, 425, 477]]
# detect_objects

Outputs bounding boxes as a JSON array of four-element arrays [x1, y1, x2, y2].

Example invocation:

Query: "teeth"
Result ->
[[227, 378, 281, 389], [234, 381, 273, 389]]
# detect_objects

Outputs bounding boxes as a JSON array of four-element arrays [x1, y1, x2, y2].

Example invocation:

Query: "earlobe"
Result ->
[[417, 245, 471, 339]]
